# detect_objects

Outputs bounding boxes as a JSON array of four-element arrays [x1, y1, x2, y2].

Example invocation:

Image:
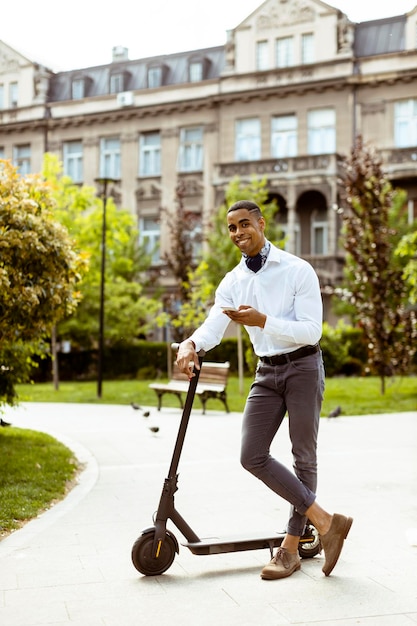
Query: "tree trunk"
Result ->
[[380, 375, 385, 395], [51, 325, 59, 390]]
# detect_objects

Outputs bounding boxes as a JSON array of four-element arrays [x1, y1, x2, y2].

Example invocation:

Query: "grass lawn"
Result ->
[[16, 375, 417, 416], [0, 427, 78, 537]]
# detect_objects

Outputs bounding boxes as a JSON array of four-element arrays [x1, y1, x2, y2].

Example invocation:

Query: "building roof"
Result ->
[[48, 46, 225, 102], [46, 9, 411, 103], [354, 15, 406, 57]]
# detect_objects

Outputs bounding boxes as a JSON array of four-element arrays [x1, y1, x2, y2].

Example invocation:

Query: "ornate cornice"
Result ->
[[0, 49, 20, 74], [136, 179, 162, 200], [83, 137, 100, 148], [1, 66, 416, 135], [177, 173, 204, 196], [255, 0, 315, 31], [361, 102, 386, 115]]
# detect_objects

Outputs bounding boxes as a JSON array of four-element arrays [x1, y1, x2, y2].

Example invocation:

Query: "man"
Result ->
[[176, 200, 352, 579]]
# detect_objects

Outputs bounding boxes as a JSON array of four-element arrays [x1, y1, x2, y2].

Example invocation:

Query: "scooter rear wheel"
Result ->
[[131, 530, 177, 575], [298, 525, 321, 559]]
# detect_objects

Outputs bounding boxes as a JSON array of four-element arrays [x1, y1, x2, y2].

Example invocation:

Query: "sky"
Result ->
[[2, 0, 416, 72]]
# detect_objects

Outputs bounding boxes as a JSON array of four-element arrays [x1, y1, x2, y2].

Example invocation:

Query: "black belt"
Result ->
[[260, 344, 319, 366]]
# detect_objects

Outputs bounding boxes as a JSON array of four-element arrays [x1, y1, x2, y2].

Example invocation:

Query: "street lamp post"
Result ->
[[95, 177, 119, 398]]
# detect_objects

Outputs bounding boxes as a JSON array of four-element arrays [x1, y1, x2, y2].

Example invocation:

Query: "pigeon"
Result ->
[[149, 426, 159, 434], [328, 406, 342, 418], [0, 418, 11, 427], [131, 402, 141, 410], [142, 411, 150, 418]]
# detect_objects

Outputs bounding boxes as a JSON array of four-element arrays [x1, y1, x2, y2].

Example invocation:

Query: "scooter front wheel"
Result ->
[[131, 530, 177, 575]]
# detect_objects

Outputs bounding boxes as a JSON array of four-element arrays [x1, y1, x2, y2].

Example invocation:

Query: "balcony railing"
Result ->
[[303, 254, 345, 286], [382, 146, 417, 164], [217, 153, 343, 180]]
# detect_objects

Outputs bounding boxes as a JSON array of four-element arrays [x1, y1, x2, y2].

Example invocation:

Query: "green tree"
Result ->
[[0, 159, 86, 408], [157, 180, 203, 341], [172, 176, 283, 350], [395, 229, 417, 306], [336, 136, 416, 393], [41, 155, 160, 349]]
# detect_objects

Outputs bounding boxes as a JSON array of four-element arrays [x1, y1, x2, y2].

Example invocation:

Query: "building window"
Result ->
[[109, 73, 125, 94], [100, 137, 121, 178], [189, 61, 203, 82], [9, 82, 18, 107], [63, 141, 83, 183], [235, 118, 261, 161], [394, 99, 417, 147], [301, 33, 315, 64], [256, 41, 269, 70], [271, 115, 297, 157], [0, 84, 4, 109], [139, 216, 160, 264], [279, 222, 300, 255], [72, 79, 85, 100], [13, 144, 31, 175], [276, 36, 294, 68], [312, 220, 328, 255], [190, 217, 203, 262], [148, 66, 162, 88], [307, 108, 336, 154], [139, 132, 161, 176], [71, 77, 91, 100], [178, 126, 203, 172], [408, 198, 417, 223]]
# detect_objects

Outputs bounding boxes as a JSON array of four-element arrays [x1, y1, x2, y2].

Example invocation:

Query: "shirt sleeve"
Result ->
[[262, 263, 323, 345], [188, 277, 234, 353]]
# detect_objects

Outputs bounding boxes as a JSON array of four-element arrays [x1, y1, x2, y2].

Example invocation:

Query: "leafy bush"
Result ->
[[321, 321, 367, 377]]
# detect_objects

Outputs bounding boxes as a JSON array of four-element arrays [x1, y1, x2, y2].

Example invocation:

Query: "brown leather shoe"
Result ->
[[261, 547, 301, 580], [320, 513, 353, 576]]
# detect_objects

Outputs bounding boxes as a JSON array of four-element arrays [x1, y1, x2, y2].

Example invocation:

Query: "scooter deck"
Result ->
[[182, 532, 286, 555]]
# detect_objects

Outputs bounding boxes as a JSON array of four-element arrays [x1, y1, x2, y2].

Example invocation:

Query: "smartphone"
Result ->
[[221, 306, 238, 312]]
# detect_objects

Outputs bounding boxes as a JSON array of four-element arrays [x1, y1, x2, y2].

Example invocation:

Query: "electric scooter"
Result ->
[[131, 346, 321, 576]]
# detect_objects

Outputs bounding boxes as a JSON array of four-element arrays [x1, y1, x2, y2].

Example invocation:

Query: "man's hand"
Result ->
[[176, 339, 199, 379], [223, 305, 266, 328]]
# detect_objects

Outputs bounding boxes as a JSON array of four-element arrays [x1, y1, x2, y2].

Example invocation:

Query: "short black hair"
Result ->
[[227, 200, 262, 217]]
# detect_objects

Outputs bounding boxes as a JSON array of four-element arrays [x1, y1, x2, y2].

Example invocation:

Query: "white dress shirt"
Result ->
[[189, 242, 323, 357]]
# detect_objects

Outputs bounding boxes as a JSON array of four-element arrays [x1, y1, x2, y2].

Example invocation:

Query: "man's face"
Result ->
[[227, 208, 266, 257]]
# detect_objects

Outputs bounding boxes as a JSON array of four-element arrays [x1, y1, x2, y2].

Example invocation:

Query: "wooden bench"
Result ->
[[149, 361, 230, 414]]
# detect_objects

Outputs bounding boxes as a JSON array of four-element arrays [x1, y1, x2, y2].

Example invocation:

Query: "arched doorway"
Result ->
[[267, 191, 288, 247], [296, 190, 328, 256]]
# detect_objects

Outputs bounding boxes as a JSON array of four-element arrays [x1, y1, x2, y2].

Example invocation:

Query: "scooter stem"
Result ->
[[167, 352, 204, 479], [152, 350, 205, 555]]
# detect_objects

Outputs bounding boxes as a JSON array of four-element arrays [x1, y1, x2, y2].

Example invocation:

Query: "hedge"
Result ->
[[30, 325, 415, 383]]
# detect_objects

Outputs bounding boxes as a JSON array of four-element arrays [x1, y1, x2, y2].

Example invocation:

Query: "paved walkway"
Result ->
[[0, 402, 416, 626]]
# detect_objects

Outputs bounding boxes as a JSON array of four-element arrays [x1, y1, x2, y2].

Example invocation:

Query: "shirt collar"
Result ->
[[266, 242, 281, 264], [242, 240, 271, 264]]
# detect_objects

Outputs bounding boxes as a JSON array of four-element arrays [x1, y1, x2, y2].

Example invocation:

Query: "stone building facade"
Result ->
[[1, 0, 417, 322]]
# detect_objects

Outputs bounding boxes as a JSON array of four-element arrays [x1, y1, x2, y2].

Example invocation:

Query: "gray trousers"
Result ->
[[240, 351, 325, 537]]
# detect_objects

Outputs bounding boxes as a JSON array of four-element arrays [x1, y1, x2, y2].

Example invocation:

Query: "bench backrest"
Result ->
[[171, 361, 230, 386]]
